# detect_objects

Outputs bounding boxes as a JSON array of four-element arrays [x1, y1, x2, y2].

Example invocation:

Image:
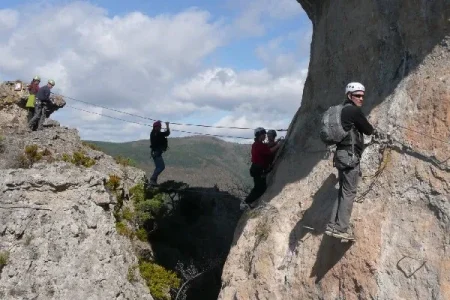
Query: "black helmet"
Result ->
[[267, 130, 277, 137], [254, 127, 266, 137]]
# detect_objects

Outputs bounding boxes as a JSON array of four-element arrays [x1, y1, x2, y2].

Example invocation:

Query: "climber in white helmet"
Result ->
[[241, 127, 282, 210], [324, 82, 375, 240]]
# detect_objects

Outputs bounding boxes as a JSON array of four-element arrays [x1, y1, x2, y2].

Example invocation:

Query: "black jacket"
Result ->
[[150, 130, 170, 152], [337, 100, 374, 156], [36, 85, 51, 103]]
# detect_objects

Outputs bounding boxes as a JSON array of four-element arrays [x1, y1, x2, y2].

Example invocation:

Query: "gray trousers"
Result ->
[[328, 150, 361, 232], [28, 101, 47, 131]]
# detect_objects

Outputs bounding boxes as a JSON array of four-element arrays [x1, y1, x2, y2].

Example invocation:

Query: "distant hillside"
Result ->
[[87, 136, 252, 191]]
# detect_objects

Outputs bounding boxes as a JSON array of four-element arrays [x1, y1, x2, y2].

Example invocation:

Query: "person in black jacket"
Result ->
[[28, 79, 55, 131], [149, 120, 170, 186], [325, 82, 374, 240]]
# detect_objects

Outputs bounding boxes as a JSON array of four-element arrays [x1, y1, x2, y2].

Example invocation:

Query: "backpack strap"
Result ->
[[342, 102, 357, 157], [349, 125, 355, 157]]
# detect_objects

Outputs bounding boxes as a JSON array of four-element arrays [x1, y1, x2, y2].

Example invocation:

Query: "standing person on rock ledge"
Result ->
[[148, 120, 170, 186], [324, 82, 375, 240], [241, 127, 282, 210], [26, 76, 40, 122], [28, 79, 55, 131]]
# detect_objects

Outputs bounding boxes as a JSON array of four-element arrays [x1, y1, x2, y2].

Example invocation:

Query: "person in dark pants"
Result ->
[[149, 120, 170, 186], [25, 76, 40, 122], [242, 127, 282, 210], [28, 79, 55, 131], [325, 82, 374, 240]]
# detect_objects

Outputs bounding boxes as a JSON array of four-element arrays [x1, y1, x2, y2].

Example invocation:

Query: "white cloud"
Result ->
[[229, 0, 304, 36], [0, 2, 310, 143], [0, 3, 223, 96], [172, 67, 306, 114], [256, 28, 312, 76], [171, 28, 312, 117], [0, 9, 19, 32], [74, 106, 103, 121], [213, 113, 290, 135], [168, 62, 307, 143]]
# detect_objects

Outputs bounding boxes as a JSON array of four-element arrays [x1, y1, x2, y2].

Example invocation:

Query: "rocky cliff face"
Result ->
[[0, 163, 151, 300], [219, 1, 450, 299], [0, 89, 153, 299]]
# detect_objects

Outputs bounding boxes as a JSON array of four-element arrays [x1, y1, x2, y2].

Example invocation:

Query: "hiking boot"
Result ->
[[324, 225, 335, 237], [332, 230, 355, 240], [249, 202, 258, 209], [149, 180, 158, 187], [240, 202, 251, 211]]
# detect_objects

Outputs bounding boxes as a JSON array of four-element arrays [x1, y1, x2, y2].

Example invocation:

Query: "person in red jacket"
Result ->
[[242, 127, 282, 209], [25, 75, 40, 122]]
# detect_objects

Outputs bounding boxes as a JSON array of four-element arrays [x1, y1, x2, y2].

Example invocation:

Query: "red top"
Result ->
[[251, 141, 272, 169], [28, 81, 39, 95]]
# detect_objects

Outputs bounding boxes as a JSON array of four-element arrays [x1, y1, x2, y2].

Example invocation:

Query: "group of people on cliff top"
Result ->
[[25, 75, 56, 131], [144, 81, 374, 240]]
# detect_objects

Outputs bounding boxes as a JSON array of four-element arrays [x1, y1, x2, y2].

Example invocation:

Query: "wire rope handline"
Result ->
[[53, 92, 288, 131], [66, 105, 253, 140], [56, 94, 450, 147]]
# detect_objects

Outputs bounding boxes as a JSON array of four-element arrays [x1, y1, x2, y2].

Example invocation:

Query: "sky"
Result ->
[[0, 0, 311, 143]]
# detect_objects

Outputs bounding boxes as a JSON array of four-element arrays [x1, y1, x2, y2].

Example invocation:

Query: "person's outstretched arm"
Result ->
[[164, 122, 170, 136]]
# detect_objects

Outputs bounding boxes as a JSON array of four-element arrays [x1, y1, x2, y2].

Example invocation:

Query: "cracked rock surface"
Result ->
[[0, 125, 152, 299]]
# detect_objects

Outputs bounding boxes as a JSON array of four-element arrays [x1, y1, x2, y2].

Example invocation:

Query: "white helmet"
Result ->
[[254, 127, 266, 137], [345, 82, 365, 94]]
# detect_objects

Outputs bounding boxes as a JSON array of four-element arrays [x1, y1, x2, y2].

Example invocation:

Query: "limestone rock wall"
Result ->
[[219, 1, 450, 299], [0, 119, 152, 298], [0, 164, 152, 300]]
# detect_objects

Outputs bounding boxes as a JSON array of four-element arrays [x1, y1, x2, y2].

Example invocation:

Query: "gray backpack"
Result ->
[[320, 103, 351, 145]]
